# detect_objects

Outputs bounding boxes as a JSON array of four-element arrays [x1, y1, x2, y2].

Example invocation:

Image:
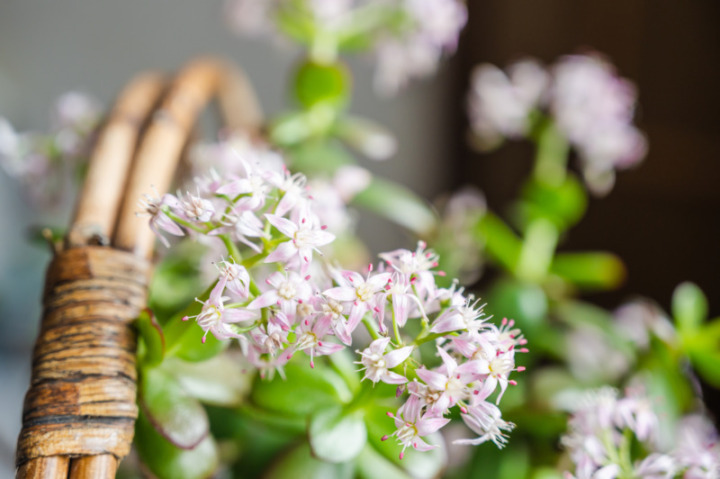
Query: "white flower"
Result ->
[[357, 337, 413, 385]]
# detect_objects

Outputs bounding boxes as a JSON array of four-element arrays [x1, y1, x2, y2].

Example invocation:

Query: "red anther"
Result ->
[[385, 285, 391, 290], [517, 366, 526, 372], [426, 252, 432, 258], [201, 336, 207, 344], [460, 406, 468, 414], [473, 390, 479, 395], [386, 411, 393, 417], [304, 319, 310, 326], [509, 380, 517, 386], [368, 263, 374, 273], [301, 218, 306, 224], [509, 320, 515, 327], [374, 306, 381, 313], [419, 241, 427, 248], [438, 271, 446, 277], [182, 316, 189, 321], [321, 225, 328, 230], [519, 348, 529, 353], [310, 361, 315, 369], [456, 374, 461, 379], [318, 341, 323, 346], [509, 334, 515, 339], [308, 195, 314, 200], [399, 452, 405, 460], [354, 300, 359, 306], [496, 350, 502, 356], [303, 256, 309, 263], [432, 261, 439, 267], [266, 278, 272, 284], [298, 299, 303, 304], [305, 275, 311, 280], [381, 435, 389, 441]]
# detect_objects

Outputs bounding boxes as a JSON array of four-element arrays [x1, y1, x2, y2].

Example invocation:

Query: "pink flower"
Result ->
[[386, 401, 450, 459], [415, 346, 479, 414], [356, 337, 413, 385], [294, 315, 344, 368], [185, 279, 258, 343], [323, 266, 392, 332], [264, 211, 335, 274], [137, 190, 185, 247], [453, 400, 515, 448], [248, 270, 313, 319], [216, 259, 251, 298]]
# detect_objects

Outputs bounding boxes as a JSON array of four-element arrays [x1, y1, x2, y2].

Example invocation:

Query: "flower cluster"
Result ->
[[468, 54, 647, 194], [0, 91, 100, 204], [142, 137, 524, 457], [559, 387, 720, 479], [225, 0, 467, 94]]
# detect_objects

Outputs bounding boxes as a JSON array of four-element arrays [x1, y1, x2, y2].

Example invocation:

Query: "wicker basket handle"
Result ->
[[16, 58, 262, 479]]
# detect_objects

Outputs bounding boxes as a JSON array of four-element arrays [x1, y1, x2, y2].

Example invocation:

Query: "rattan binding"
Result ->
[[15, 58, 263, 479]]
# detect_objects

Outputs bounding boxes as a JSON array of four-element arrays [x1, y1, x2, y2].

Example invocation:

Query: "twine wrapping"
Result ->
[[16, 246, 149, 468]]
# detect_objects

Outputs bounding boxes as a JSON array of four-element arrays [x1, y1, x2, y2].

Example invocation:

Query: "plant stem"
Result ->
[[533, 117, 570, 187]]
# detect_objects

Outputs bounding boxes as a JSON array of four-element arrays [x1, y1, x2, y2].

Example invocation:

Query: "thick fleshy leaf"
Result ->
[[309, 406, 367, 463], [251, 357, 353, 417], [550, 252, 626, 291], [352, 177, 436, 236], [672, 282, 708, 334], [355, 445, 412, 479], [476, 212, 522, 273], [294, 61, 350, 109], [140, 366, 209, 449], [168, 354, 252, 407], [265, 442, 354, 479], [135, 410, 218, 479], [135, 308, 165, 367], [518, 174, 587, 232]]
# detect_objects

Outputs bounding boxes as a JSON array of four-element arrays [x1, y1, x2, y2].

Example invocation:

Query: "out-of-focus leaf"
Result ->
[[364, 404, 446, 479], [294, 61, 350, 109], [136, 308, 165, 367], [550, 252, 626, 291], [285, 139, 354, 174], [689, 348, 720, 388], [531, 467, 565, 479], [309, 406, 367, 463], [476, 213, 522, 273], [250, 357, 353, 416], [270, 112, 315, 146], [334, 116, 397, 160], [167, 354, 252, 407], [486, 279, 548, 334], [265, 442, 355, 479], [328, 349, 362, 394], [135, 410, 218, 479], [148, 240, 207, 321], [517, 174, 587, 232], [497, 443, 530, 479], [516, 218, 558, 282], [355, 445, 411, 479], [139, 366, 209, 449], [352, 177, 437, 235], [672, 282, 708, 334], [275, 8, 314, 44]]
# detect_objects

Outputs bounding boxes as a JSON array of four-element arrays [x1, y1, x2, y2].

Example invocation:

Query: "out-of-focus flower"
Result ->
[[566, 325, 632, 384], [468, 59, 549, 149], [551, 54, 647, 194], [674, 414, 720, 478], [374, 0, 467, 94], [614, 300, 676, 351], [0, 92, 101, 205]]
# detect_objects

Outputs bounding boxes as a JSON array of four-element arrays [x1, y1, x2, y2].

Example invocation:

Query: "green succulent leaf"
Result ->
[[550, 252, 626, 291], [265, 442, 355, 479], [135, 410, 218, 479], [135, 308, 165, 367], [167, 353, 252, 407], [139, 366, 209, 450], [672, 282, 708, 334], [309, 406, 367, 463], [250, 357, 353, 417], [352, 177, 437, 236]]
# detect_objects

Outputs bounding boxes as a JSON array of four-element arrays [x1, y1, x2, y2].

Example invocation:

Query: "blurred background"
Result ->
[[0, 0, 718, 476]]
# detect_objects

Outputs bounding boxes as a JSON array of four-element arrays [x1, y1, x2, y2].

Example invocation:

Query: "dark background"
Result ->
[[453, 0, 720, 314]]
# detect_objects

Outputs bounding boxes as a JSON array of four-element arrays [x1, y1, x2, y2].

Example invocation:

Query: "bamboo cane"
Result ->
[[15, 58, 262, 479]]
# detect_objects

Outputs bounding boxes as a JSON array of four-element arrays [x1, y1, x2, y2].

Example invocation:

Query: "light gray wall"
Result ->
[[0, 1, 454, 472]]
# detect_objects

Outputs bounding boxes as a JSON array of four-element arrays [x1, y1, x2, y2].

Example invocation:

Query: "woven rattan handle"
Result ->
[[16, 58, 262, 479]]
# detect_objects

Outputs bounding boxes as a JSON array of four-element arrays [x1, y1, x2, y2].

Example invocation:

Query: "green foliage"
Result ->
[[139, 366, 209, 449], [352, 177, 437, 235], [309, 406, 367, 463], [294, 61, 350, 110], [550, 252, 625, 291], [135, 411, 218, 479], [673, 282, 708, 334], [135, 309, 165, 367]]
